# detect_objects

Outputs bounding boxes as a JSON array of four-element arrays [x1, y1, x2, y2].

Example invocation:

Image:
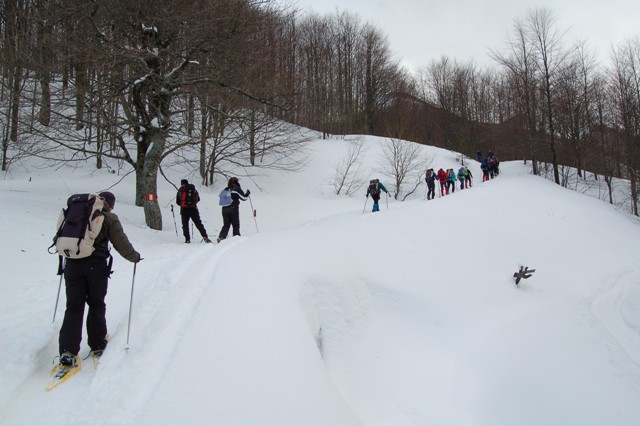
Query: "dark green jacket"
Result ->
[[94, 211, 140, 263]]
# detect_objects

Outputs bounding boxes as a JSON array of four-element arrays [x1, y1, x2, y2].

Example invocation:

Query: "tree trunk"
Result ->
[[141, 129, 166, 230], [76, 63, 86, 130], [249, 110, 256, 166], [187, 94, 195, 137], [10, 68, 21, 144], [199, 101, 208, 182], [39, 71, 51, 126], [1, 126, 8, 172], [631, 168, 639, 216]]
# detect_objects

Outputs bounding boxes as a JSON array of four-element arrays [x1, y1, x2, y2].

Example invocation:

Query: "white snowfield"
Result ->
[[1, 136, 639, 426]]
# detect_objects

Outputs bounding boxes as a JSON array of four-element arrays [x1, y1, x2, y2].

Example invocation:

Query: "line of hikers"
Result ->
[[53, 155, 499, 366], [176, 177, 250, 244], [424, 166, 473, 199], [479, 151, 500, 181]]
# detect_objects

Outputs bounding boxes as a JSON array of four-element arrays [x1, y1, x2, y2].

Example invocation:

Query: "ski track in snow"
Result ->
[[85, 238, 244, 425], [2, 239, 243, 426]]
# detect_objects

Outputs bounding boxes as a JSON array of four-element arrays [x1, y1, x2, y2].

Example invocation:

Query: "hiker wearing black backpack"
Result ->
[[217, 177, 250, 243], [425, 168, 437, 200], [365, 178, 389, 212], [57, 191, 141, 367], [176, 179, 212, 243]]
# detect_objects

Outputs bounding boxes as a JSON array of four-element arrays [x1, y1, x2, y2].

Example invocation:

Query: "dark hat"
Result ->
[[181, 179, 188, 185], [99, 191, 116, 210]]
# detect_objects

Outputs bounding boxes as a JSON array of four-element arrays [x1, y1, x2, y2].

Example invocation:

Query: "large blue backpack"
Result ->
[[219, 188, 232, 206]]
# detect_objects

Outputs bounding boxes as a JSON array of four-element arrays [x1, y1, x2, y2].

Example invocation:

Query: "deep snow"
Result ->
[[1, 135, 639, 426]]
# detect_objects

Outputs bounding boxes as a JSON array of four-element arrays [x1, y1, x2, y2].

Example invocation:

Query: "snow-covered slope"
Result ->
[[1, 136, 639, 426]]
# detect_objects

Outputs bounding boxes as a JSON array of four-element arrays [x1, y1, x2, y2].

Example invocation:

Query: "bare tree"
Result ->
[[6, 0, 291, 230], [491, 16, 541, 175], [610, 38, 640, 216], [379, 138, 430, 200], [526, 7, 571, 185], [332, 136, 367, 195]]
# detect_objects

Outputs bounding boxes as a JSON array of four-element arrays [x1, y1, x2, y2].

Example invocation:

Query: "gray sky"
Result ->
[[288, 0, 640, 71]]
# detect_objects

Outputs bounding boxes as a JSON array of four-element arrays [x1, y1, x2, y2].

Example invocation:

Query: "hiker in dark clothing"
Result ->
[[58, 191, 141, 366], [176, 179, 211, 243], [481, 159, 490, 182], [425, 169, 437, 200], [366, 178, 389, 212], [217, 177, 250, 242], [487, 152, 500, 178]]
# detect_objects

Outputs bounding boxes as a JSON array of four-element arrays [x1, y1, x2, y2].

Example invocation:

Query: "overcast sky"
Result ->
[[288, 0, 640, 72]]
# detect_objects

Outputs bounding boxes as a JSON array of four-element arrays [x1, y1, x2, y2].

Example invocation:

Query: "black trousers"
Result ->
[[427, 183, 435, 199], [59, 256, 110, 355], [181, 207, 208, 240], [218, 206, 240, 240]]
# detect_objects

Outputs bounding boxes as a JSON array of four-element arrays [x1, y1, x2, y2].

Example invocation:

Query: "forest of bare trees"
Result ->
[[1, 1, 639, 225]]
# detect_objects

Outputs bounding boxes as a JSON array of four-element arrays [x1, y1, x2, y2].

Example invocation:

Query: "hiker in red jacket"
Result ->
[[437, 168, 448, 196]]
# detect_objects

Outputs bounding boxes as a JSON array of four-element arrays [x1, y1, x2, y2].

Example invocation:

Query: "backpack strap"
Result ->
[[106, 254, 114, 276], [48, 207, 68, 254]]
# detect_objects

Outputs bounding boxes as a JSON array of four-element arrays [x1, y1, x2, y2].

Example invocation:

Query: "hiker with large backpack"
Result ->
[[51, 191, 141, 368], [481, 159, 490, 182], [425, 169, 437, 200], [437, 168, 448, 196], [446, 169, 457, 194], [176, 179, 211, 243], [365, 178, 389, 212], [217, 177, 250, 242], [457, 167, 467, 190], [464, 166, 473, 188], [487, 151, 500, 178]]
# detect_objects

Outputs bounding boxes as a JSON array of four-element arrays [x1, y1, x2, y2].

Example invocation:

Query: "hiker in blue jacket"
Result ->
[[446, 169, 457, 194], [217, 177, 250, 242], [366, 179, 389, 212], [481, 159, 490, 182]]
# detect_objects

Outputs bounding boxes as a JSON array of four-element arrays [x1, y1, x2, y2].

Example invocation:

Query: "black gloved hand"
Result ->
[[245, 189, 251, 196]]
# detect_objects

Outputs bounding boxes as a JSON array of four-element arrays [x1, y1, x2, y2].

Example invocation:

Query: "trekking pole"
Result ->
[[125, 262, 138, 353], [248, 195, 259, 233], [170, 205, 178, 237], [52, 257, 65, 324], [386, 192, 389, 209], [363, 197, 368, 213]]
